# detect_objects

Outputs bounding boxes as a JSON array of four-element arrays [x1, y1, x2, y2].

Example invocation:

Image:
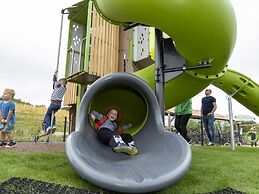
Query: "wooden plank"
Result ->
[[108, 23, 113, 73], [94, 8, 100, 75], [63, 82, 77, 105], [96, 13, 102, 76], [104, 23, 109, 74], [89, 7, 96, 74], [104, 21, 109, 75], [115, 26, 119, 72], [100, 19, 106, 76]]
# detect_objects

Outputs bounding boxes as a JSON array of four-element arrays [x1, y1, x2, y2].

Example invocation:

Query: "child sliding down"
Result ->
[[89, 107, 138, 156]]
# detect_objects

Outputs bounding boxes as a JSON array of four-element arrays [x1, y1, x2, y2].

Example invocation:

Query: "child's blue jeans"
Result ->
[[43, 102, 61, 132]]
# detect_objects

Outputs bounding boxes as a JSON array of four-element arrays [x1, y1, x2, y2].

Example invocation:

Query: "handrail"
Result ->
[[79, 37, 87, 71], [68, 46, 75, 75]]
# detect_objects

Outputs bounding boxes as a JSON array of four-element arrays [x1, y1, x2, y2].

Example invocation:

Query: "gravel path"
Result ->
[[0, 142, 65, 152]]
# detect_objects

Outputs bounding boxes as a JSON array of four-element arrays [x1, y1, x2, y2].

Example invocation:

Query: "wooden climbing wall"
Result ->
[[88, 6, 120, 76], [63, 82, 77, 106]]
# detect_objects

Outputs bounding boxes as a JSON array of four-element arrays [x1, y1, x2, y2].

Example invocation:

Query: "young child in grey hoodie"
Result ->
[[90, 107, 137, 156]]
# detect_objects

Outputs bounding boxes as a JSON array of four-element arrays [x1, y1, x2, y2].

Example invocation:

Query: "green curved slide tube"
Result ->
[[94, 0, 259, 116], [213, 69, 259, 116], [94, 0, 237, 108]]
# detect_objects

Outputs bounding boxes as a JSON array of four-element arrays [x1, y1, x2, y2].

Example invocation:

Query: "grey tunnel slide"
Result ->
[[65, 73, 191, 193]]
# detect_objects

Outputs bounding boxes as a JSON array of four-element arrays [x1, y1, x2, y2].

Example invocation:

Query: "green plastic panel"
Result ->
[[213, 69, 259, 116]]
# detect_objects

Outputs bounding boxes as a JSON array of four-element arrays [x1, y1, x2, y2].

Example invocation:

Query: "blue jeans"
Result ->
[[203, 114, 215, 143], [43, 102, 61, 132]]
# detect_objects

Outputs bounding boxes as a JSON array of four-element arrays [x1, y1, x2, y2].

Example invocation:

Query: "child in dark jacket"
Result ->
[[89, 107, 138, 156]]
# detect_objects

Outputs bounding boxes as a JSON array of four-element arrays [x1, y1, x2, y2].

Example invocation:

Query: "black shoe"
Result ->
[[5, 141, 16, 148], [34, 135, 39, 143], [0, 141, 7, 146], [46, 138, 49, 144]]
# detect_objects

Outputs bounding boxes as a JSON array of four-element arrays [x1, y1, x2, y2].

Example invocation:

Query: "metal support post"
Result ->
[[47, 111, 55, 144], [63, 117, 67, 142], [155, 29, 165, 124], [227, 95, 235, 151], [200, 118, 204, 146]]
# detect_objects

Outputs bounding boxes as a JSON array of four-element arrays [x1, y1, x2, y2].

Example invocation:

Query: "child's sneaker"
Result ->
[[129, 146, 138, 156], [113, 143, 137, 156], [5, 141, 16, 148], [51, 125, 56, 134], [34, 135, 39, 143], [0, 141, 7, 146], [46, 126, 52, 135]]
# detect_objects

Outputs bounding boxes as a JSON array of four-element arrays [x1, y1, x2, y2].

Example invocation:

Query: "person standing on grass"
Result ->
[[250, 126, 257, 147], [174, 99, 192, 143], [201, 88, 217, 146], [0, 88, 16, 147], [34, 70, 67, 143]]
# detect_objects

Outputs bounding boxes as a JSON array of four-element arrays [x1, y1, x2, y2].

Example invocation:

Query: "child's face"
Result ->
[[107, 109, 118, 121], [2, 92, 12, 100]]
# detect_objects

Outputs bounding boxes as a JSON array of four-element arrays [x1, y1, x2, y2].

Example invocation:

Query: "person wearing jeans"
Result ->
[[34, 70, 67, 143], [201, 88, 217, 146], [43, 101, 61, 132]]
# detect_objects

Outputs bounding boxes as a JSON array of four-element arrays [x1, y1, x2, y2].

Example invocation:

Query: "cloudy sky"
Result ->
[[0, 0, 259, 120]]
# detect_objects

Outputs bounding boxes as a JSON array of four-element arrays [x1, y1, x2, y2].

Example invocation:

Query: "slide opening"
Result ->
[[88, 84, 148, 134]]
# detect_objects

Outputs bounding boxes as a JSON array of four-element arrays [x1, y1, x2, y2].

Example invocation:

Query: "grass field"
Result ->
[[14, 103, 68, 142], [0, 146, 258, 194]]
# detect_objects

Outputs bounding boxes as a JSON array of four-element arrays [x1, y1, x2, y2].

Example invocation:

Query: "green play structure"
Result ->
[[95, 0, 258, 115], [65, 0, 259, 193]]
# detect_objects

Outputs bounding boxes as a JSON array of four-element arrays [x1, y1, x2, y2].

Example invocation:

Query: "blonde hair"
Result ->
[[4, 88, 15, 98], [59, 78, 67, 84]]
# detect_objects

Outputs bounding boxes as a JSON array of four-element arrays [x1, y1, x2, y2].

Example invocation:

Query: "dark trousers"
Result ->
[[43, 102, 61, 132], [97, 128, 134, 147], [174, 114, 192, 142]]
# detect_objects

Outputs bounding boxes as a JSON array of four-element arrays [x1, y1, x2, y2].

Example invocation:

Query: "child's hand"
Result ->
[[89, 114, 96, 121], [1, 119, 6, 124], [122, 123, 133, 130]]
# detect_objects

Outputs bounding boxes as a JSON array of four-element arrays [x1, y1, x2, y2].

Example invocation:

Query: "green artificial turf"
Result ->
[[0, 146, 258, 194], [158, 146, 259, 194]]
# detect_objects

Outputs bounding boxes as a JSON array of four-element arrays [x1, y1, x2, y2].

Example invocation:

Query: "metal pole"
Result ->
[[168, 112, 171, 130], [200, 118, 204, 146], [123, 54, 126, 72], [48, 111, 55, 144], [227, 95, 235, 151], [56, 10, 64, 72], [155, 29, 165, 124], [63, 117, 67, 142]]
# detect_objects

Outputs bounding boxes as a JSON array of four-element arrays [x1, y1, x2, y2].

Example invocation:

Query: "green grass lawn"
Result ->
[[1, 146, 259, 194]]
